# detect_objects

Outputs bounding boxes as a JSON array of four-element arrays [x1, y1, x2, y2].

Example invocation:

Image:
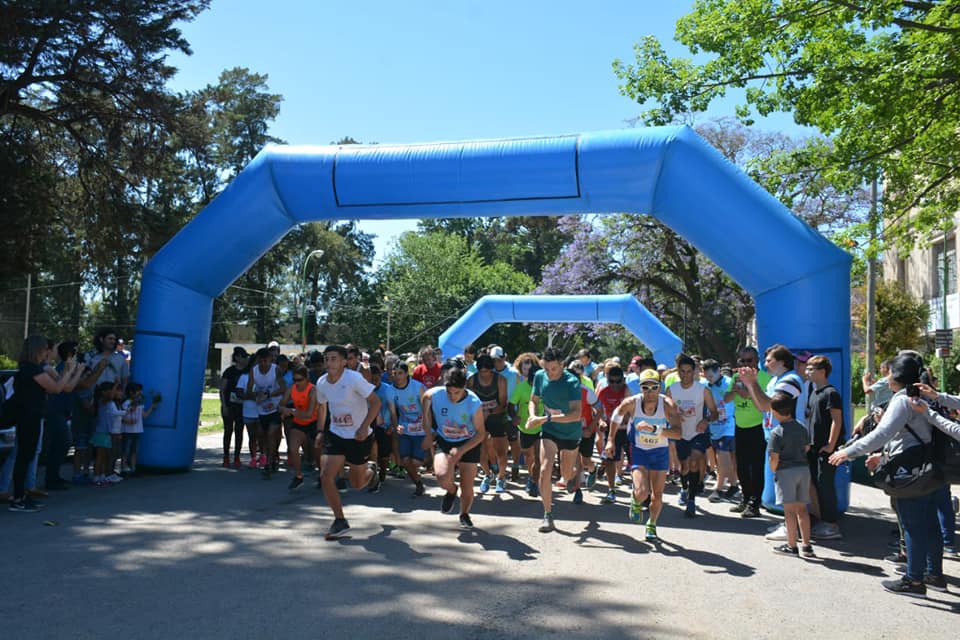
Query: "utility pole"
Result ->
[[941, 232, 949, 392], [23, 273, 31, 339], [865, 178, 878, 410], [384, 296, 391, 351]]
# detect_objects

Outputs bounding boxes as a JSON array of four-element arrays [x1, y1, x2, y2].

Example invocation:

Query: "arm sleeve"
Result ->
[[935, 393, 960, 411], [924, 409, 960, 441], [843, 396, 911, 458]]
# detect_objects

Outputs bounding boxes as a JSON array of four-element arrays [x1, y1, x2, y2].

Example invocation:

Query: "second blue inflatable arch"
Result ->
[[133, 125, 852, 511], [438, 294, 682, 366]]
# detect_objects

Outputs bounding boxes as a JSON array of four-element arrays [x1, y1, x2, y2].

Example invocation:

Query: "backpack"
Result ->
[[0, 375, 16, 429], [927, 400, 960, 484]]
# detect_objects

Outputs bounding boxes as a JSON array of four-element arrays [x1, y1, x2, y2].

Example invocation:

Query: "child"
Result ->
[[121, 383, 158, 475], [768, 389, 815, 557], [93, 382, 124, 486]]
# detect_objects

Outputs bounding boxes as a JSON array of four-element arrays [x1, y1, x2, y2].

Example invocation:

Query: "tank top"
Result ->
[[669, 380, 706, 441], [628, 395, 669, 451], [290, 382, 317, 425], [251, 363, 280, 415], [471, 372, 506, 429], [430, 388, 483, 443]]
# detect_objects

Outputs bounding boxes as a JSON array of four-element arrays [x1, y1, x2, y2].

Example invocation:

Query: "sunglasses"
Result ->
[[640, 384, 660, 391]]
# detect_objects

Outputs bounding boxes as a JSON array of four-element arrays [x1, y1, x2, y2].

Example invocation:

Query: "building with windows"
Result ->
[[884, 228, 957, 332]]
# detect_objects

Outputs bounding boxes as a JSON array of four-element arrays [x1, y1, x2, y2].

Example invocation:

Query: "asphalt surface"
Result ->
[[2, 432, 959, 639]]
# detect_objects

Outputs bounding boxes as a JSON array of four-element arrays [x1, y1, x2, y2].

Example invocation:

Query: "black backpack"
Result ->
[[927, 400, 960, 484]]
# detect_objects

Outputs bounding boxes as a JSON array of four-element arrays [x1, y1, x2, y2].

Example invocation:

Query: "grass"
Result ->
[[199, 398, 224, 434]]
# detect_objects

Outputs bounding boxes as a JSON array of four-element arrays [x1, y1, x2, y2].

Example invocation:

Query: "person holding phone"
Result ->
[[804, 355, 844, 541]]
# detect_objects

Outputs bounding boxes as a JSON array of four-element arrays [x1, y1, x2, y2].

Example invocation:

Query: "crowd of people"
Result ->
[[4, 332, 959, 599], [2, 328, 155, 510]]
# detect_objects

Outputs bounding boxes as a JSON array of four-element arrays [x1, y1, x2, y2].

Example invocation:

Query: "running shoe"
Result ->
[[495, 478, 507, 493], [325, 518, 350, 540], [812, 522, 843, 540], [367, 469, 382, 493], [413, 481, 425, 497], [233, 456, 242, 468], [801, 545, 816, 558], [538, 513, 555, 533], [723, 485, 740, 501], [585, 470, 596, 489], [258, 453, 267, 468], [525, 478, 536, 496], [8, 499, 40, 513], [573, 488, 583, 504], [729, 500, 748, 513], [629, 500, 642, 523], [708, 490, 722, 503], [645, 523, 658, 541], [511, 464, 520, 483], [765, 524, 788, 541], [529, 482, 539, 498], [884, 551, 907, 565], [441, 492, 457, 514], [556, 477, 566, 489], [222, 455, 230, 468], [771, 544, 799, 557], [677, 489, 687, 506], [106, 473, 123, 484], [288, 476, 304, 491], [479, 475, 492, 494], [881, 577, 926, 598], [741, 502, 761, 518], [923, 574, 948, 593], [459, 513, 474, 529], [684, 500, 696, 518], [603, 490, 616, 504], [248, 456, 258, 469]]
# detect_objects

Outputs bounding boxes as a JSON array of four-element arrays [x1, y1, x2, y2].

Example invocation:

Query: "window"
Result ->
[[933, 236, 957, 297]]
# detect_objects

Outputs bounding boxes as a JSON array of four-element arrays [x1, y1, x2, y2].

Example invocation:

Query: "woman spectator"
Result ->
[[220, 347, 249, 468], [829, 353, 947, 597], [9, 336, 85, 512]]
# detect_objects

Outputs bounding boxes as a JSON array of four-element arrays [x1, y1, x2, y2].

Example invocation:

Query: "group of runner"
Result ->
[[221, 341, 813, 541]]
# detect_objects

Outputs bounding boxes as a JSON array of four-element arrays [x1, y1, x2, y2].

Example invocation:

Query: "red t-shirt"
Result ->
[[597, 385, 628, 425], [412, 362, 442, 389]]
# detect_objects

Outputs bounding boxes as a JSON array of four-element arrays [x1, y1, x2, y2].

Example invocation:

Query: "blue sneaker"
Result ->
[[529, 482, 540, 498], [685, 499, 696, 518], [603, 490, 616, 504], [480, 475, 492, 494], [678, 489, 688, 506], [495, 478, 506, 494], [585, 470, 596, 489], [573, 488, 583, 504], [629, 500, 642, 523]]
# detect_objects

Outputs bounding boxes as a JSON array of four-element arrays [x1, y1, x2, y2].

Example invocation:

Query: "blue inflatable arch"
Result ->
[[134, 126, 852, 503], [438, 294, 682, 365]]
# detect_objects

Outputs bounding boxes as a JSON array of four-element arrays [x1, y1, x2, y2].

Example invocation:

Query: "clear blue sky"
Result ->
[[168, 0, 800, 263]]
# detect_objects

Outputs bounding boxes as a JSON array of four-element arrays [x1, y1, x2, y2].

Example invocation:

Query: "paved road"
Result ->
[[2, 432, 958, 639]]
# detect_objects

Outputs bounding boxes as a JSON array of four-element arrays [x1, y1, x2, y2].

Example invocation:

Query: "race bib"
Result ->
[[718, 405, 727, 422], [441, 422, 469, 440], [481, 399, 498, 412], [679, 401, 697, 419], [405, 418, 424, 435], [637, 433, 662, 447], [332, 413, 355, 428]]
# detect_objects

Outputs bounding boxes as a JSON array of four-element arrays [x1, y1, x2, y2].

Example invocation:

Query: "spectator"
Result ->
[[862, 360, 893, 408], [88, 328, 129, 388]]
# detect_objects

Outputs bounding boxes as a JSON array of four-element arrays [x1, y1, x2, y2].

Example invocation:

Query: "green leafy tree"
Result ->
[[613, 0, 960, 247], [852, 280, 929, 361]]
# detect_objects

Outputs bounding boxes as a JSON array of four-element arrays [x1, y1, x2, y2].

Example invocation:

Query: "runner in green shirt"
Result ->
[[508, 352, 542, 497]]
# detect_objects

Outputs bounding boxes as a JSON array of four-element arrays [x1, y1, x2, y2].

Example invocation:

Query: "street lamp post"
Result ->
[[300, 249, 325, 354], [384, 295, 391, 351]]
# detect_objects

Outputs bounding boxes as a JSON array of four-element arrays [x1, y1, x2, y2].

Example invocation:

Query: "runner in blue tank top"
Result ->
[[423, 363, 486, 529]]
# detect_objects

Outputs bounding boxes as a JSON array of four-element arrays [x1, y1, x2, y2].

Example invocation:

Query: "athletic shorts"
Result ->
[[601, 430, 629, 462], [775, 465, 810, 504], [675, 433, 710, 461], [506, 420, 519, 441], [259, 412, 281, 430], [323, 431, 373, 466], [398, 434, 426, 460], [519, 431, 540, 450], [373, 426, 393, 457], [485, 416, 508, 438], [540, 430, 579, 451], [91, 432, 112, 449], [629, 446, 670, 472], [288, 422, 316, 439], [578, 435, 595, 458], [711, 435, 735, 452], [435, 436, 481, 464]]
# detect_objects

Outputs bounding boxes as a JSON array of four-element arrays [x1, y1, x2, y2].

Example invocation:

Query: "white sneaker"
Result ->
[[765, 523, 788, 541], [106, 474, 124, 483], [812, 522, 843, 540]]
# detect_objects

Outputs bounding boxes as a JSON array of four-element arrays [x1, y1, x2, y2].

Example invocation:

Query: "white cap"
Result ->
[[267, 340, 280, 349], [490, 346, 505, 359]]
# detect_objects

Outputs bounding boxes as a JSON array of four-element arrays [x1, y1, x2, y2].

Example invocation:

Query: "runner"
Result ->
[[490, 346, 522, 481], [369, 363, 396, 491], [596, 365, 629, 503], [278, 365, 318, 491], [245, 348, 286, 479], [702, 358, 738, 502], [314, 345, 382, 539], [567, 361, 601, 505], [508, 353, 542, 496], [467, 354, 509, 494], [423, 364, 486, 529], [528, 347, 582, 533], [412, 346, 443, 389], [608, 368, 683, 540], [392, 362, 427, 496], [666, 353, 718, 517]]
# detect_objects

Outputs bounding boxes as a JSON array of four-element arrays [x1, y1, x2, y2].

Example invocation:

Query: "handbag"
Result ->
[[874, 424, 944, 498]]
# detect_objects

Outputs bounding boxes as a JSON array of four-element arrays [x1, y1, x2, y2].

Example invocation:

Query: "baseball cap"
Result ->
[[656, 363, 668, 372], [490, 346, 505, 360], [639, 369, 660, 383], [630, 355, 642, 366], [232, 346, 249, 358], [794, 350, 812, 363], [267, 340, 280, 349]]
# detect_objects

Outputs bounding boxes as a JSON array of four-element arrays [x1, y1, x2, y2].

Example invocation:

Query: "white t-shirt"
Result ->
[[315, 368, 376, 439], [121, 400, 144, 434], [251, 364, 281, 416], [236, 373, 259, 420], [668, 380, 707, 441]]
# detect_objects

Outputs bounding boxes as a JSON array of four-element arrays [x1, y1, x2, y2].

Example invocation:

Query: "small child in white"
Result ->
[[121, 383, 158, 475], [768, 389, 815, 558]]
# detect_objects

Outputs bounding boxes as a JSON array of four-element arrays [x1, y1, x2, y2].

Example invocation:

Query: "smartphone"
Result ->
[[906, 384, 920, 398]]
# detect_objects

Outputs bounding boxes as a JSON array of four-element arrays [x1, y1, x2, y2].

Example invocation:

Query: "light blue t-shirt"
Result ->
[[494, 363, 520, 405], [707, 375, 736, 439], [393, 378, 425, 431], [431, 388, 482, 442], [374, 381, 395, 427]]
